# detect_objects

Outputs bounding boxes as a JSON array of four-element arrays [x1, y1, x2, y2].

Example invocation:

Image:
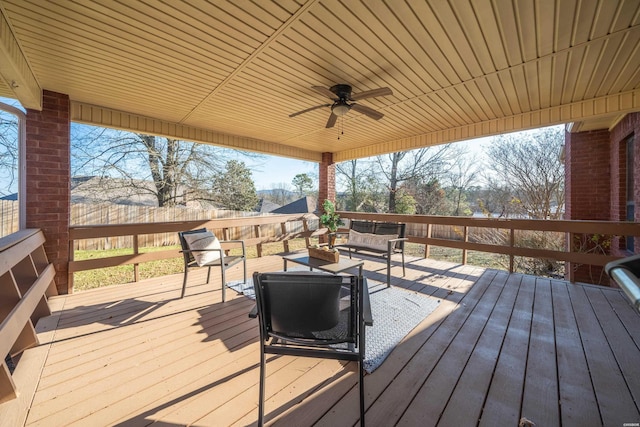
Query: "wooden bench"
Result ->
[[0, 229, 58, 425], [334, 220, 407, 286]]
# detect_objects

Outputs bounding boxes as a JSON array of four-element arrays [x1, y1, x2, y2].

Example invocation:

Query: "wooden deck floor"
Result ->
[[11, 254, 640, 426]]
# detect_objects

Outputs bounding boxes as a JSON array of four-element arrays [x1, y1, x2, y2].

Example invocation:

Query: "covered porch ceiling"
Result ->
[[1, 0, 639, 164]]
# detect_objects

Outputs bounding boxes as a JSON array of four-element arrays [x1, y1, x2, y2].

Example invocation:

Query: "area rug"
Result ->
[[227, 274, 440, 373]]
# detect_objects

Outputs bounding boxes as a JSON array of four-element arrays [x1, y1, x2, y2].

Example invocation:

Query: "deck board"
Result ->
[[2, 253, 638, 427]]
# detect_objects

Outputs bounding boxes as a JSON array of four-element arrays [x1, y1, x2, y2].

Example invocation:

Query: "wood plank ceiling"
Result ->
[[1, 0, 639, 163]]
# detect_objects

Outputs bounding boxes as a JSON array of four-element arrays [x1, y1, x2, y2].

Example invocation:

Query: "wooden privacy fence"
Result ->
[[70, 204, 268, 250], [0, 201, 274, 248]]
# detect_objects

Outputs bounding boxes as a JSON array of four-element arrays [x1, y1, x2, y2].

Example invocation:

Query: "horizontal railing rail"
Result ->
[[68, 213, 323, 290], [338, 212, 640, 282]]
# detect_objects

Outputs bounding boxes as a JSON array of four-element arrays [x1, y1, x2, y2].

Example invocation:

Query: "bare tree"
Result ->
[[376, 145, 455, 213], [335, 159, 384, 211], [0, 111, 18, 195], [444, 147, 479, 216], [72, 125, 261, 207], [484, 126, 565, 219]]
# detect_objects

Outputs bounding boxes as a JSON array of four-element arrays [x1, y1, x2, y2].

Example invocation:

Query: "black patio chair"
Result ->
[[178, 228, 247, 300], [250, 271, 372, 426]]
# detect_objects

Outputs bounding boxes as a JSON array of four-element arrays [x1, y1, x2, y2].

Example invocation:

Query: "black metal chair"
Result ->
[[250, 271, 372, 426], [177, 228, 247, 300]]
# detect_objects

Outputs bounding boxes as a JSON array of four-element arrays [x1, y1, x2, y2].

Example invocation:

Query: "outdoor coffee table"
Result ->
[[282, 253, 364, 277]]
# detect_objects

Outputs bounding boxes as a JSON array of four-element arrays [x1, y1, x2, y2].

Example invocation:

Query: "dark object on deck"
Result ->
[[249, 272, 372, 427]]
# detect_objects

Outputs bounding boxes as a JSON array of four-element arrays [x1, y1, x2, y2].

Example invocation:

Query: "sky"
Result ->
[[247, 157, 318, 191]]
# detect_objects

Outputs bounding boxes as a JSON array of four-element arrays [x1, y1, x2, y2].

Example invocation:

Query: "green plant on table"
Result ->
[[320, 199, 344, 232]]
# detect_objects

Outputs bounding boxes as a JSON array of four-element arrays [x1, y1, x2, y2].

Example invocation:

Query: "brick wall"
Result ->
[[564, 129, 611, 220], [25, 90, 71, 294], [564, 128, 611, 284], [318, 152, 336, 205]]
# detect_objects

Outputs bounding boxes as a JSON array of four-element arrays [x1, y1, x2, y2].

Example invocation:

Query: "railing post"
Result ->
[[567, 232, 576, 282], [281, 222, 289, 252], [255, 225, 263, 257], [68, 237, 75, 292], [509, 228, 515, 273], [425, 223, 432, 258], [303, 218, 310, 248], [133, 234, 139, 282], [462, 226, 468, 265]]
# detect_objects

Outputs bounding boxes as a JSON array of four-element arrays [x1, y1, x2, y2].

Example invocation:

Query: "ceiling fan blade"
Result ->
[[289, 103, 331, 118], [311, 86, 337, 100], [350, 87, 393, 101], [351, 103, 384, 120], [325, 113, 338, 128]]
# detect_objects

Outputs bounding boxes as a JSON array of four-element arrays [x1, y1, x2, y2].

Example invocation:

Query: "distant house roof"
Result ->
[[0, 193, 17, 201], [271, 196, 317, 214], [255, 198, 281, 213]]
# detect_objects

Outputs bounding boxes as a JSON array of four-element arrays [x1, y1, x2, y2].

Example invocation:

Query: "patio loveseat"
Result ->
[[334, 220, 407, 286]]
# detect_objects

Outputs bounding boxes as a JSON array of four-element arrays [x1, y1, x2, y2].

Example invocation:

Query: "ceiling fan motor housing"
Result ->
[[330, 84, 353, 100]]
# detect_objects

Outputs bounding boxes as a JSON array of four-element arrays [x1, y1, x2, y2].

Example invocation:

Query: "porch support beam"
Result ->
[[318, 152, 336, 206]]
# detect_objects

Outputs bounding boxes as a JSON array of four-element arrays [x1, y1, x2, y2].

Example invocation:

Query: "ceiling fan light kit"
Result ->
[[290, 83, 392, 128], [331, 102, 350, 116]]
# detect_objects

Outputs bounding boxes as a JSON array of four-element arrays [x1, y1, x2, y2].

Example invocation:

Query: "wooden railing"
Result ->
[[66, 211, 640, 290], [68, 213, 323, 290], [0, 229, 58, 410], [338, 211, 640, 282]]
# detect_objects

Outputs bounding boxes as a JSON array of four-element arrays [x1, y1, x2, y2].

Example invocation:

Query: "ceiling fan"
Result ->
[[289, 84, 393, 128]]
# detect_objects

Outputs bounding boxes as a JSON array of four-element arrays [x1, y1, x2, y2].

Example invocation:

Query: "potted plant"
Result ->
[[320, 199, 344, 247]]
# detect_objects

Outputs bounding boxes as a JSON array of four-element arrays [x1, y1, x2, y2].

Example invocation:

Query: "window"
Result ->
[[626, 134, 635, 251], [0, 101, 26, 237]]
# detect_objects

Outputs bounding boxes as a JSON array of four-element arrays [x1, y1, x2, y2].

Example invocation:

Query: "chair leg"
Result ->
[[387, 255, 391, 288], [220, 265, 226, 302], [206, 266, 212, 284], [259, 348, 266, 426], [402, 251, 406, 276], [359, 360, 365, 427], [243, 258, 247, 284], [181, 270, 188, 298]]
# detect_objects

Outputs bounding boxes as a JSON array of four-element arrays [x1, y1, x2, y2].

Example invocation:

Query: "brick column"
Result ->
[[25, 90, 71, 294], [318, 152, 336, 205], [564, 128, 610, 284]]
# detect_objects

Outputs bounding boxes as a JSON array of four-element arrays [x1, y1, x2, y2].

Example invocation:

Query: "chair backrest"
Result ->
[[350, 220, 406, 251], [253, 272, 356, 344], [178, 228, 207, 265]]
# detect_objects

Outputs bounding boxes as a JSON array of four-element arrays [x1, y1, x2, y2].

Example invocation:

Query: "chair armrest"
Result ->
[[248, 304, 258, 318], [361, 277, 373, 326], [221, 239, 246, 255]]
